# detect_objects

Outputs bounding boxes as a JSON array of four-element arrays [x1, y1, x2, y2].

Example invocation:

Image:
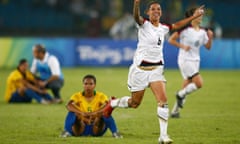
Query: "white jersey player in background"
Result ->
[[103, 0, 205, 143], [168, 7, 213, 118]]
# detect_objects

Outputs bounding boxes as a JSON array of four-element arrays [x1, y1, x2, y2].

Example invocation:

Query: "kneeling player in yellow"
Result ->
[[4, 59, 52, 104], [61, 74, 122, 138]]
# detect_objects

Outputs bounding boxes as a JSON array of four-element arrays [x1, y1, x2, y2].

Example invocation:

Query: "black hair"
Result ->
[[18, 58, 27, 66], [17, 58, 28, 78], [82, 74, 96, 84], [185, 7, 197, 18], [34, 44, 46, 53], [145, 0, 160, 13]]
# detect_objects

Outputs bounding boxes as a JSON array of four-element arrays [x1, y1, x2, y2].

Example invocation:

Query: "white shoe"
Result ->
[[112, 132, 123, 138], [159, 135, 173, 144], [40, 99, 49, 104], [60, 131, 72, 138], [53, 98, 63, 104]]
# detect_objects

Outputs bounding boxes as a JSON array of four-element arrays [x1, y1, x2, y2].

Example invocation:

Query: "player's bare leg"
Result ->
[[103, 90, 145, 118], [171, 79, 190, 117], [110, 90, 145, 108], [177, 74, 203, 107], [178, 74, 203, 98], [128, 90, 145, 108], [72, 119, 85, 136], [92, 117, 106, 135], [150, 81, 173, 144], [172, 74, 203, 117]]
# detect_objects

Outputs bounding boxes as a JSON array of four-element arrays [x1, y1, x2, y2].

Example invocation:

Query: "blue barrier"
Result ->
[[75, 39, 240, 69], [1, 38, 239, 69], [75, 39, 137, 66], [200, 39, 240, 69]]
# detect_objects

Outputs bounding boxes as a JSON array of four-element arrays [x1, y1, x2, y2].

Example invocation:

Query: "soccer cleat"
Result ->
[[60, 130, 72, 138], [112, 132, 123, 138], [40, 99, 50, 104], [53, 98, 63, 104], [176, 93, 185, 108], [170, 112, 180, 118], [103, 97, 116, 118], [159, 135, 173, 144]]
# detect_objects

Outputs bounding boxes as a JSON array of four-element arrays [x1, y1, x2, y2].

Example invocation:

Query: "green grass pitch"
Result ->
[[0, 67, 239, 144]]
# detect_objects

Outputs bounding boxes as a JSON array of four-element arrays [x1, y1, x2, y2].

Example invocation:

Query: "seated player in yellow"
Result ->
[[61, 74, 122, 138], [4, 59, 52, 104]]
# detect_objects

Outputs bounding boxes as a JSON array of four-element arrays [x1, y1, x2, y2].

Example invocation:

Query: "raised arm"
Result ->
[[205, 29, 214, 50], [172, 5, 205, 31], [133, 0, 144, 25], [168, 32, 191, 51]]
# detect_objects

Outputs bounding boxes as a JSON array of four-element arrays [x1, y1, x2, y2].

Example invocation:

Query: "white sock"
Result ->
[[110, 96, 130, 108], [178, 83, 198, 97], [157, 106, 169, 137], [159, 118, 168, 137], [171, 102, 180, 114]]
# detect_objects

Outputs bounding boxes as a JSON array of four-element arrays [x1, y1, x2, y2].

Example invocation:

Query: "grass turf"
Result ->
[[0, 67, 239, 144]]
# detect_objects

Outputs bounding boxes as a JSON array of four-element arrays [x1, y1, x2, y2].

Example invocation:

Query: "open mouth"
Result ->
[[153, 13, 160, 17]]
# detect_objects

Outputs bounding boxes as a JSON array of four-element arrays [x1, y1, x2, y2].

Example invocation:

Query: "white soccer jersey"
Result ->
[[178, 26, 209, 61], [133, 20, 171, 65]]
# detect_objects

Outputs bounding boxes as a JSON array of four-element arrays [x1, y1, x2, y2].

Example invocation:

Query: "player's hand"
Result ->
[[182, 45, 191, 51], [18, 87, 27, 96], [77, 112, 102, 125], [207, 29, 214, 39], [76, 113, 91, 124], [38, 80, 47, 87], [195, 5, 205, 16], [38, 89, 48, 94]]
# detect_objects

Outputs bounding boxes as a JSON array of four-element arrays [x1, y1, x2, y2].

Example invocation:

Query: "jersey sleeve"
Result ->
[[203, 30, 209, 45], [4, 71, 21, 102], [177, 25, 190, 35], [164, 23, 172, 31], [48, 56, 61, 76], [98, 92, 108, 104], [9, 71, 23, 82], [136, 18, 148, 28], [26, 71, 35, 82], [70, 92, 80, 103], [30, 59, 37, 74]]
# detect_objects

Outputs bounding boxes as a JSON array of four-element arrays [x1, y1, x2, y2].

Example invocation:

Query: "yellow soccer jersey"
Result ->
[[70, 91, 108, 113], [4, 70, 35, 102]]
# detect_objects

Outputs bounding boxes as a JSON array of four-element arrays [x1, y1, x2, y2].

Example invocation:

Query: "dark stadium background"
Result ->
[[0, 0, 238, 38]]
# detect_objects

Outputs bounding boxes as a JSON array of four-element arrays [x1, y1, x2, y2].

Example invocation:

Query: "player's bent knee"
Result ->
[[129, 101, 141, 108], [131, 104, 139, 108], [72, 120, 85, 136], [196, 82, 203, 88], [92, 118, 105, 136]]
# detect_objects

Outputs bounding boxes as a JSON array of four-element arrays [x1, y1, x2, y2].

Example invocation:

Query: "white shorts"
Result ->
[[178, 59, 200, 80], [127, 64, 166, 92]]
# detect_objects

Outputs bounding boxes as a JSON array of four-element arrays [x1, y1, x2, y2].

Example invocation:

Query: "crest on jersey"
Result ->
[[194, 40, 200, 47]]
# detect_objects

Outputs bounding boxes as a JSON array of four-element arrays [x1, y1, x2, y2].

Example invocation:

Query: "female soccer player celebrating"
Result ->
[[104, 0, 205, 143], [168, 8, 213, 118]]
